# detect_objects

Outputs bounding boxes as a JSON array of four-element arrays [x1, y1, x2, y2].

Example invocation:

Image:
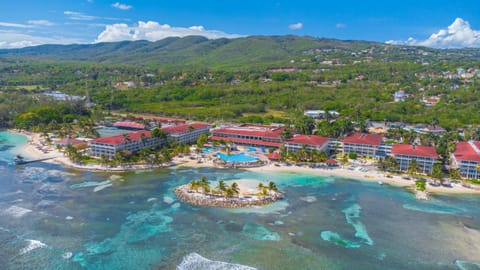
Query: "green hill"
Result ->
[[4, 35, 479, 69]]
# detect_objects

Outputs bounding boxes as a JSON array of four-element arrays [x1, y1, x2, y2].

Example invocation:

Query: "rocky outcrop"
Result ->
[[174, 185, 283, 208]]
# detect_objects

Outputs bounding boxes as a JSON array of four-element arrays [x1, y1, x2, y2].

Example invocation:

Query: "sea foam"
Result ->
[[177, 253, 257, 270], [3, 205, 32, 218], [19, 239, 46, 255]]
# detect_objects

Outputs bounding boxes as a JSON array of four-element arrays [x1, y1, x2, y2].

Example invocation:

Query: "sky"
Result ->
[[0, 0, 479, 49]]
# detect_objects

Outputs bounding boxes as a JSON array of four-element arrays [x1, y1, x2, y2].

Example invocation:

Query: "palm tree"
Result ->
[[257, 182, 264, 191], [231, 182, 240, 196], [407, 159, 419, 175], [431, 163, 443, 185], [99, 154, 110, 167], [122, 133, 131, 144], [140, 132, 147, 146], [200, 176, 210, 193], [217, 180, 227, 194], [268, 181, 278, 192]]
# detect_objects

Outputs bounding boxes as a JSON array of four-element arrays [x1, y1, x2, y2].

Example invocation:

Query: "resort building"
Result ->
[[390, 144, 438, 174], [162, 123, 211, 144], [113, 121, 146, 130], [341, 133, 383, 158], [210, 124, 284, 148], [88, 130, 163, 158], [284, 135, 330, 153], [451, 141, 480, 179]]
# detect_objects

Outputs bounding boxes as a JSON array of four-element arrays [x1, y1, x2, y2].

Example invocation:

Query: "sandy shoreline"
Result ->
[[6, 130, 480, 195]]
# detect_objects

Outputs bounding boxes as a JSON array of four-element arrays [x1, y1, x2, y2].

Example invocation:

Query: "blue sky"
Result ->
[[0, 0, 479, 48]]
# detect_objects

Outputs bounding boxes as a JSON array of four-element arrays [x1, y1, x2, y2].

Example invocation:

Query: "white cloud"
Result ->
[[0, 21, 31, 28], [95, 21, 242, 43], [112, 2, 132, 10], [336, 23, 346, 29], [0, 31, 83, 49], [64, 11, 97, 21], [386, 18, 480, 48], [27, 20, 55, 26], [288, 22, 303, 30]]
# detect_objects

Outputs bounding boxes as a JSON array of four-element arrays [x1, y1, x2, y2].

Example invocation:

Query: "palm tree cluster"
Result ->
[[189, 177, 240, 198], [257, 181, 278, 196], [285, 145, 328, 163]]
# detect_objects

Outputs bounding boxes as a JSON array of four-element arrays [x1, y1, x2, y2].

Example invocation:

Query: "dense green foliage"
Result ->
[[0, 35, 479, 130]]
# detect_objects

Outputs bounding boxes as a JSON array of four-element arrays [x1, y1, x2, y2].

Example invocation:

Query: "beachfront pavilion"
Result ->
[[451, 141, 480, 179], [390, 144, 438, 174]]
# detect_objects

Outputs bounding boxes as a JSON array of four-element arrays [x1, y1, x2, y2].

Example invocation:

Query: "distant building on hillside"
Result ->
[[450, 141, 480, 179], [43, 91, 83, 101], [391, 144, 438, 174], [304, 110, 326, 118], [394, 90, 406, 102]]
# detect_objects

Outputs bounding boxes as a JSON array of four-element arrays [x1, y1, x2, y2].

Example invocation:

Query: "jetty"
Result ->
[[13, 155, 56, 165]]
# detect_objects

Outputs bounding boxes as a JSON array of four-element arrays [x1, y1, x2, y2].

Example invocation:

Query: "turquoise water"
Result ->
[[1, 132, 480, 269], [217, 153, 259, 162]]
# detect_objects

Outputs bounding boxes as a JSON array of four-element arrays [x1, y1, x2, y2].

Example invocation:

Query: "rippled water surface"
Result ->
[[1, 132, 480, 270]]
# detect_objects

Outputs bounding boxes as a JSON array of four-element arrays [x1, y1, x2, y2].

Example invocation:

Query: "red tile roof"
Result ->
[[452, 141, 480, 162], [210, 136, 281, 147], [162, 123, 210, 134], [326, 158, 338, 165], [391, 144, 438, 158], [425, 125, 446, 131], [113, 121, 145, 129], [287, 135, 329, 147], [341, 133, 383, 146], [267, 152, 281, 160], [90, 130, 151, 145], [211, 124, 284, 139], [153, 118, 186, 124]]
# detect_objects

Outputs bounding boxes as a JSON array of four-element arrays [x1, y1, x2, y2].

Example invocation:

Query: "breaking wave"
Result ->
[[177, 253, 257, 270]]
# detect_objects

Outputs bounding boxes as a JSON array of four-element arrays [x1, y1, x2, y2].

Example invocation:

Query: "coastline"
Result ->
[[5, 130, 480, 195]]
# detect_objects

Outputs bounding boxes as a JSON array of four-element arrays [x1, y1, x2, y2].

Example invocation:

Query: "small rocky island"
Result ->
[[174, 176, 283, 208]]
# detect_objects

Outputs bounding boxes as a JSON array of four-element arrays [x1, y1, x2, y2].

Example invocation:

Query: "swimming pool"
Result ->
[[247, 147, 257, 152], [217, 152, 259, 162]]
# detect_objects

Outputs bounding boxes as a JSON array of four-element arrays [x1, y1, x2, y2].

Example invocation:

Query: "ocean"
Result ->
[[1, 131, 480, 270]]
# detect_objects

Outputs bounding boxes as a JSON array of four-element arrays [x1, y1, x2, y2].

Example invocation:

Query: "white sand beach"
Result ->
[[9, 130, 480, 195]]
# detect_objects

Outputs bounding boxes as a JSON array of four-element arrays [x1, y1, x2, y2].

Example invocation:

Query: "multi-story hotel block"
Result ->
[[162, 123, 211, 144], [341, 133, 383, 158], [88, 130, 163, 158], [391, 144, 438, 174], [451, 141, 480, 179], [210, 124, 284, 148], [284, 135, 330, 153]]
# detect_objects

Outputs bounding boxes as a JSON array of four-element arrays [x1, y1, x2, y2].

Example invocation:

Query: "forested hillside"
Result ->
[[0, 35, 479, 130]]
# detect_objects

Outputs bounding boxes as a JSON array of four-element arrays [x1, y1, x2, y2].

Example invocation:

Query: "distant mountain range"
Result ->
[[1, 35, 480, 68]]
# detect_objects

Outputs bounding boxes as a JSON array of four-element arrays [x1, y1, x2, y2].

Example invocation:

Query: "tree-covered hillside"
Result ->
[[0, 35, 479, 130]]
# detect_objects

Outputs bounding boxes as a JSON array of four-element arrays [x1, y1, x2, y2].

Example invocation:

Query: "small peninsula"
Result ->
[[174, 177, 283, 208]]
